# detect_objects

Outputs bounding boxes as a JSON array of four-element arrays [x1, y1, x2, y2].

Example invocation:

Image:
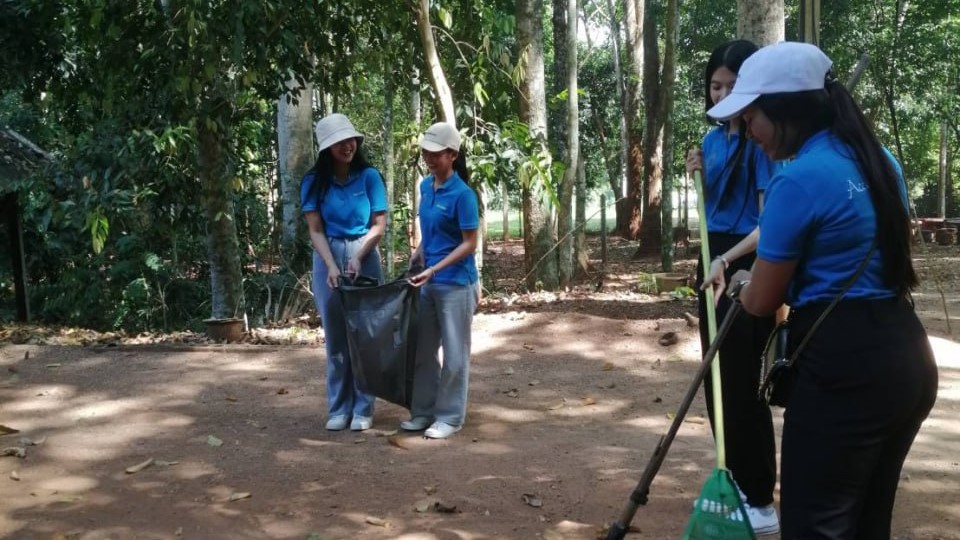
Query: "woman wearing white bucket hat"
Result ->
[[400, 122, 479, 440], [710, 42, 937, 538], [301, 113, 387, 432]]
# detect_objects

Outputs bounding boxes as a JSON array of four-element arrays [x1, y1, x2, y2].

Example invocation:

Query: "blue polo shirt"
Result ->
[[758, 130, 906, 307], [702, 126, 776, 235], [418, 172, 479, 285], [300, 167, 387, 238]]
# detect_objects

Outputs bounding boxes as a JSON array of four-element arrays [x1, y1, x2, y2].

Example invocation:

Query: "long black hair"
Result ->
[[304, 139, 373, 204], [703, 40, 759, 209], [753, 78, 917, 293]]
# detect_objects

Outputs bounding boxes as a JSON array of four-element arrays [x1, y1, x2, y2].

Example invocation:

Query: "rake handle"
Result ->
[[605, 302, 742, 540]]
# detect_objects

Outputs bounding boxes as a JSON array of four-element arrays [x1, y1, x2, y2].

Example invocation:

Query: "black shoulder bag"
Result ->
[[758, 239, 877, 407]]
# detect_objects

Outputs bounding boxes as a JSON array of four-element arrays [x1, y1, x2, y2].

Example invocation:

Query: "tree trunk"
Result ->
[[199, 107, 243, 320], [414, 0, 456, 124], [277, 80, 314, 273], [383, 72, 396, 275], [605, 0, 630, 235], [623, 0, 644, 240], [410, 71, 422, 250], [517, 0, 558, 290], [940, 121, 948, 218], [659, 0, 679, 270], [574, 148, 590, 277], [635, 0, 662, 256], [552, 0, 569, 165], [558, 0, 579, 288], [737, 0, 785, 45], [501, 179, 510, 241]]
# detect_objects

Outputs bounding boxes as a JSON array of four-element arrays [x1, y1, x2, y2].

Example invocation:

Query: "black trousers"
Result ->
[[780, 297, 938, 539], [697, 232, 778, 507]]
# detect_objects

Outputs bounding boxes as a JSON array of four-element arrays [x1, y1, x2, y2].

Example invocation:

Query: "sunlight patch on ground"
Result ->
[[464, 442, 514, 456], [64, 396, 154, 421], [930, 336, 960, 369]]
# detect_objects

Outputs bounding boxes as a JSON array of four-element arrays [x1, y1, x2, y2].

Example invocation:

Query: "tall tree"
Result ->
[[517, 0, 558, 290], [737, 0, 785, 45], [558, 0, 580, 287], [277, 80, 314, 273], [623, 0, 645, 239], [415, 0, 457, 124]]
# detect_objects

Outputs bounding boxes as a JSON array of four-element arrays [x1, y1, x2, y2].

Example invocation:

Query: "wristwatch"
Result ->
[[728, 279, 750, 301]]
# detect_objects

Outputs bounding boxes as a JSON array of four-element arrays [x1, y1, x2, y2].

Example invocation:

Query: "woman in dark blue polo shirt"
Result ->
[[400, 122, 479, 440], [301, 113, 387, 432], [710, 42, 937, 539]]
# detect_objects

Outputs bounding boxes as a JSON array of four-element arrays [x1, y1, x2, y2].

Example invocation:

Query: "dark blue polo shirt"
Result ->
[[418, 172, 479, 285], [300, 167, 387, 238]]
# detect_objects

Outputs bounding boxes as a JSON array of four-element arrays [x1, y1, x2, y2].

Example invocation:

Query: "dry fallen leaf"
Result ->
[[225, 396, 238, 402], [503, 367, 515, 375], [365, 516, 389, 527], [387, 435, 408, 449], [155, 460, 179, 467], [424, 485, 438, 495], [522, 344, 534, 351], [9, 470, 19, 481], [528, 380, 540, 386], [521, 493, 543, 508], [45, 363, 62, 369], [601, 362, 615, 371], [504, 388, 520, 398], [581, 397, 597, 406], [228, 492, 251, 501], [414, 498, 437, 513], [125, 457, 154, 474], [0, 425, 19, 436], [546, 401, 565, 411], [276, 387, 289, 395]]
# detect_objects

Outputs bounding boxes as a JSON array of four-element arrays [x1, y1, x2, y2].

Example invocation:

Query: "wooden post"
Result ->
[[600, 194, 608, 271], [799, 0, 820, 46]]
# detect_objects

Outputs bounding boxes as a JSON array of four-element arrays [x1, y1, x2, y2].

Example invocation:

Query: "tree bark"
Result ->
[[659, 0, 679, 269], [737, 0, 785, 45], [383, 72, 396, 275], [623, 0, 644, 240], [277, 80, 314, 273], [517, 0, 558, 290], [558, 0, 579, 288], [574, 148, 590, 277], [199, 104, 243, 320], [940, 121, 948, 218], [414, 0, 456, 124], [410, 71, 422, 250]]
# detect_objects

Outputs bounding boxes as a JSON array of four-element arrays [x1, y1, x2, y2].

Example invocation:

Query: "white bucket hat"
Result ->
[[419, 122, 461, 152], [315, 113, 364, 152], [707, 42, 833, 121]]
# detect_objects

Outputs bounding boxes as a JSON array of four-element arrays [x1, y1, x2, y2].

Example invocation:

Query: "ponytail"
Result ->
[[823, 78, 916, 294], [453, 149, 470, 183]]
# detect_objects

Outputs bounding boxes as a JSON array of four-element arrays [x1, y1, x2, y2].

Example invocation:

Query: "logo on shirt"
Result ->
[[847, 178, 867, 199]]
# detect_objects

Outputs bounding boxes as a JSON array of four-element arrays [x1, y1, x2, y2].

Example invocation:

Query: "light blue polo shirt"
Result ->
[[300, 167, 387, 238], [758, 130, 906, 307], [702, 126, 776, 235], [418, 172, 479, 285]]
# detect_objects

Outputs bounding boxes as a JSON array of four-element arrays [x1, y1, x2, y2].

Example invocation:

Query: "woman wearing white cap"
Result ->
[[301, 113, 387, 432], [709, 42, 937, 538], [400, 122, 479, 439]]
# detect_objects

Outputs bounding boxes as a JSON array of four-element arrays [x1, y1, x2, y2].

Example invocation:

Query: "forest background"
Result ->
[[1, 0, 959, 333]]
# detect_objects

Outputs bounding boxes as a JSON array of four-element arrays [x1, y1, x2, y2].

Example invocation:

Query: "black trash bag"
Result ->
[[338, 275, 419, 409]]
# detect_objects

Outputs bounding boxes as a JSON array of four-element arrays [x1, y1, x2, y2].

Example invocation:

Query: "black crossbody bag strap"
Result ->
[[786, 238, 879, 366]]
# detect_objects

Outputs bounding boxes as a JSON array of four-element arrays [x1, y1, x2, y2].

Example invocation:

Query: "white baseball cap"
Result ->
[[419, 122, 461, 152], [707, 42, 833, 121], [315, 113, 364, 152]]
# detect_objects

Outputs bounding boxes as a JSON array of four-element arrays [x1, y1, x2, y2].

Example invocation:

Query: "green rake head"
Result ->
[[682, 469, 757, 540]]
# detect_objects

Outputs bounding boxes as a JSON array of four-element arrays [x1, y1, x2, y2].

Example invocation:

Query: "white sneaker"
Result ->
[[424, 421, 462, 439], [325, 415, 349, 431], [350, 416, 373, 431], [400, 416, 433, 431], [728, 503, 780, 536]]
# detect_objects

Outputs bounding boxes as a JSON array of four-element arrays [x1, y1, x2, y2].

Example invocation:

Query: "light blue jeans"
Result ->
[[410, 282, 478, 426], [312, 238, 382, 419]]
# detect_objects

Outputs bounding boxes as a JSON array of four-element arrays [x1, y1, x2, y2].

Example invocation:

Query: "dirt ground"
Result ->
[[1, 238, 959, 540]]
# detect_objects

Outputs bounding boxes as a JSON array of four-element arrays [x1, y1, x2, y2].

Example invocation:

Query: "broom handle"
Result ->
[[693, 169, 727, 470]]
